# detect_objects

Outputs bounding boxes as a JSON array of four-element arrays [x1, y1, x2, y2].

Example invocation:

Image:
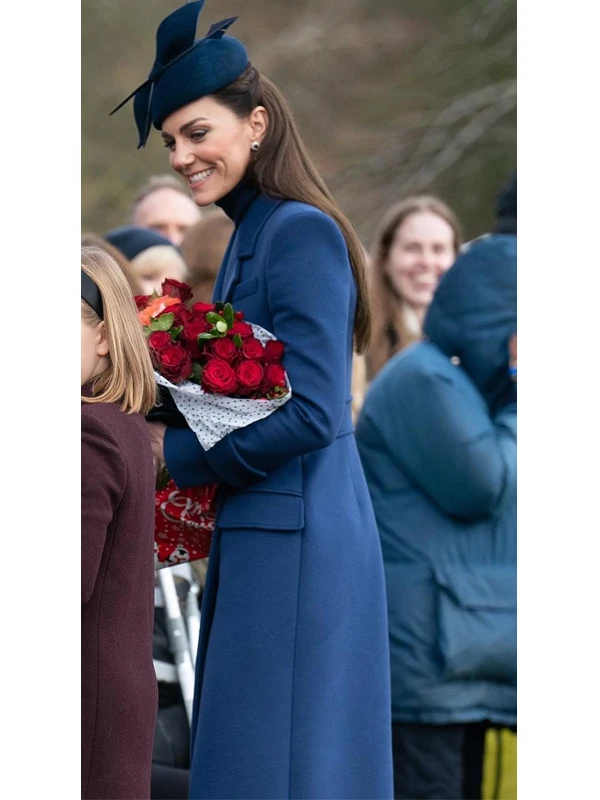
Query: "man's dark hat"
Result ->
[[110, 1, 249, 148], [104, 226, 179, 261]]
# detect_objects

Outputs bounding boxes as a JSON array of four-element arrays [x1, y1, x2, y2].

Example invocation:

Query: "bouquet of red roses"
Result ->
[[137, 279, 291, 569]]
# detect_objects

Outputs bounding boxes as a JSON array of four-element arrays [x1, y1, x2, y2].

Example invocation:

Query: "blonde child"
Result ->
[[81, 245, 158, 800]]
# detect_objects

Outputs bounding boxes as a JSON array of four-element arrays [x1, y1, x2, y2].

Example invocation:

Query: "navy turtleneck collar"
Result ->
[[215, 178, 260, 227]]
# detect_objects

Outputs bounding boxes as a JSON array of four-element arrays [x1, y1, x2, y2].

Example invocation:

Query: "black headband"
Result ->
[[81, 270, 104, 320]]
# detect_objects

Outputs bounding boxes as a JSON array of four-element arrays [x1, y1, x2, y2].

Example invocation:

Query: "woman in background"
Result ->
[[366, 196, 462, 381]]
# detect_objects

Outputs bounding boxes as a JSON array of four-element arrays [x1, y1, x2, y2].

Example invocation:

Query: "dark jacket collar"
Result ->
[[216, 179, 260, 227]]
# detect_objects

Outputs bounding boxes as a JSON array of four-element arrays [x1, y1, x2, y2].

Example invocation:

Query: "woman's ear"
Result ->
[[249, 105, 268, 144], [96, 321, 109, 358]]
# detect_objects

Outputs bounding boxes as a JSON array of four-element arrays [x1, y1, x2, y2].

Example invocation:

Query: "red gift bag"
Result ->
[[154, 480, 218, 569]]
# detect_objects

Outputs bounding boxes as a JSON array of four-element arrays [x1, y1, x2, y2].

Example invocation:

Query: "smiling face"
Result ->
[[386, 210, 457, 316], [161, 97, 268, 207]]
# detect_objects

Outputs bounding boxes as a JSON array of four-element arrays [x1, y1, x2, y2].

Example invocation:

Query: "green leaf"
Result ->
[[206, 312, 226, 326], [214, 301, 225, 312], [191, 363, 203, 383], [232, 334, 243, 348], [150, 312, 174, 331], [223, 303, 234, 328], [170, 326, 183, 339], [198, 332, 217, 340]]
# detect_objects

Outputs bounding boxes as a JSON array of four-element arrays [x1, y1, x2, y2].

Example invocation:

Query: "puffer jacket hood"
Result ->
[[423, 234, 517, 414]]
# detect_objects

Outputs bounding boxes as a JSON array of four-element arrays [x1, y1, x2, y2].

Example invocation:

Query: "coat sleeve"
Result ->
[[373, 367, 517, 521], [165, 208, 352, 489], [81, 412, 126, 603]]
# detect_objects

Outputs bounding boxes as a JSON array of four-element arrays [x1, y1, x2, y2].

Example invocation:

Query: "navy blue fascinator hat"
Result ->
[[105, 226, 179, 261], [110, 1, 248, 148]]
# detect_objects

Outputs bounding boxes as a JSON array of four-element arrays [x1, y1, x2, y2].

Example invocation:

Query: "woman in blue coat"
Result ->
[[111, 3, 393, 798], [355, 184, 517, 800]]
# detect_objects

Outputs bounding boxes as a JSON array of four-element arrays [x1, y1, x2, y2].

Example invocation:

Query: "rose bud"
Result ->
[[201, 358, 239, 394], [148, 331, 173, 353], [263, 340, 285, 363], [261, 363, 287, 394], [241, 337, 265, 361], [182, 318, 210, 357], [192, 301, 217, 314], [211, 337, 238, 363], [168, 303, 193, 327], [157, 345, 193, 384], [227, 320, 253, 339], [135, 294, 150, 311], [161, 279, 193, 302], [236, 360, 264, 395]]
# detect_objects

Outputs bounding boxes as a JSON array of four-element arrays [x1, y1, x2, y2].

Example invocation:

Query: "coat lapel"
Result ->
[[220, 195, 284, 303]]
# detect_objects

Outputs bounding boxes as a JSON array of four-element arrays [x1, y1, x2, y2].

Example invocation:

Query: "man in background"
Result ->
[[130, 174, 203, 247]]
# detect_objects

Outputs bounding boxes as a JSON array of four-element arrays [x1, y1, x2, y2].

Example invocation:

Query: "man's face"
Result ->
[[132, 187, 202, 247]]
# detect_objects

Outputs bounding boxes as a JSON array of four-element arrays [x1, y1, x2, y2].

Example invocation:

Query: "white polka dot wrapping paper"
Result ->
[[154, 323, 292, 451]]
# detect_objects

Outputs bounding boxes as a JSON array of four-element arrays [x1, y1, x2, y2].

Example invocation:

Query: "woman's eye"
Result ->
[[190, 129, 208, 141], [163, 140, 175, 150]]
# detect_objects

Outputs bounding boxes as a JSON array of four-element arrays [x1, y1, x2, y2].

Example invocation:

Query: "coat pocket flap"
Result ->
[[433, 564, 516, 611], [218, 490, 304, 531], [433, 564, 516, 683]]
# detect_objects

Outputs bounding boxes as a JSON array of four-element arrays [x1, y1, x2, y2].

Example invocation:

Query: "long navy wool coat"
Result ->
[[164, 181, 394, 800]]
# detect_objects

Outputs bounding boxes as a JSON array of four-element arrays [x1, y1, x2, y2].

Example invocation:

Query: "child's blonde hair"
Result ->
[[81, 246, 157, 414]]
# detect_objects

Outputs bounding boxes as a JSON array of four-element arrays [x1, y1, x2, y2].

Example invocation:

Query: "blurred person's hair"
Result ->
[[180, 212, 234, 304], [367, 196, 462, 380], [130, 174, 194, 220], [131, 245, 188, 277], [81, 246, 156, 414], [81, 232, 133, 279]]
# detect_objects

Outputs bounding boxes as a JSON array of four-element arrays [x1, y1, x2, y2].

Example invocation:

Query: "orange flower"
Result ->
[[139, 295, 181, 326]]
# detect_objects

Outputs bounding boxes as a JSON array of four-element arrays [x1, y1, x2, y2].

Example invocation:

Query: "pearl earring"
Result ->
[[250, 141, 260, 152]]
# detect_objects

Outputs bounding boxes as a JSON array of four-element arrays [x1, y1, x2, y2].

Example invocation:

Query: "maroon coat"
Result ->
[[81, 394, 158, 799]]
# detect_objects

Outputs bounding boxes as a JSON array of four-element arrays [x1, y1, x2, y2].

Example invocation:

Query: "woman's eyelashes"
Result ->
[[163, 129, 208, 149], [190, 128, 208, 142]]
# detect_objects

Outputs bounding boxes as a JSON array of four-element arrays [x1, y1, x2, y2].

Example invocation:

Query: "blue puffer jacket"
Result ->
[[356, 234, 517, 726]]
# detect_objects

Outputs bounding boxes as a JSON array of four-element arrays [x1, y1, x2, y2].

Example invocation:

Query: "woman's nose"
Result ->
[[170, 143, 195, 171]]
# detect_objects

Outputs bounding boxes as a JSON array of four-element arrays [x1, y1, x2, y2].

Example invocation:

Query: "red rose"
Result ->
[[156, 345, 193, 384], [148, 331, 173, 354], [234, 310, 245, 321], [182, 319, 210, 357], [261, 363, 287, 395], [263, 340, 285, 363], [202, 358, 239, 394], [192, 301, 216, 314], [135, 294, 150, 311], [241, 337, 265, 361], [227, 320, 253, 339], [210, 337, 238, 363], [161, 279, 193, 302], [168, 303, 193, 327], [236, 360, 264, 396]]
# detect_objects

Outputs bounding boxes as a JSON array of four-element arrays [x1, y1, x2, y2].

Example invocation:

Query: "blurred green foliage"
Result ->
[[82, 0, 516, 246]]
